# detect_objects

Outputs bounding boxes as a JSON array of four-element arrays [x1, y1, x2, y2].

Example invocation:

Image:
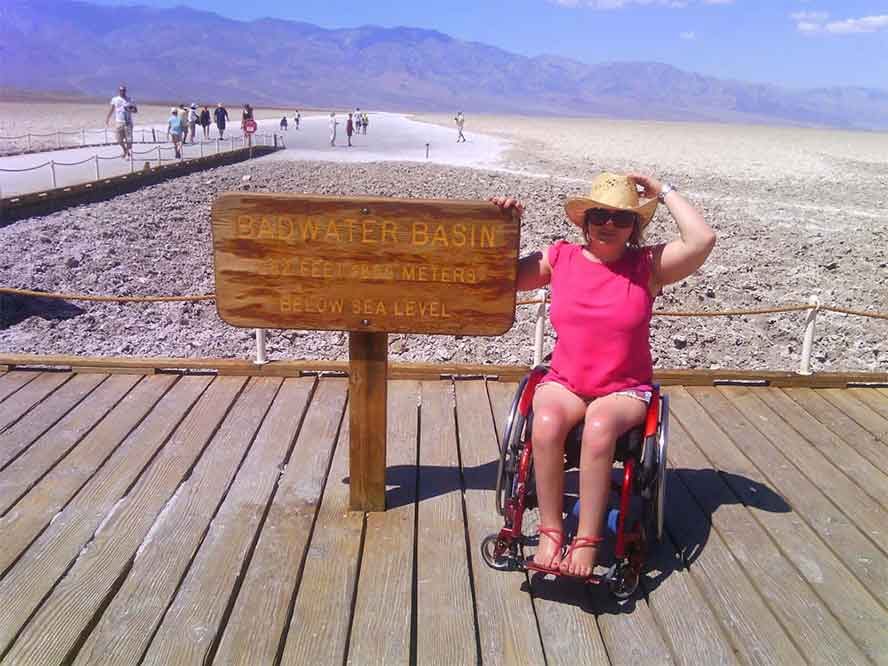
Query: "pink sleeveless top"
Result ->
[[542, 241, 657, 398]]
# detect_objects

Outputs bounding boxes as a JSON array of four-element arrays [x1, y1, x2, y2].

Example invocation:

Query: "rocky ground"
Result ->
[[1, 150, 887, 372]]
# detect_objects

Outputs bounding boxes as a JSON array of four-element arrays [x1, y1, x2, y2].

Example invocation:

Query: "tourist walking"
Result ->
[[199, 105, 211, 140], [280, 116, 288, 131], [329, 112, 338, 146], [242, 104, 254, 147], [167, 107, 183, 159], [104, 84, 137, 159], [187, 104, 199, 143], [214, 103, 229, 139], [455, 111, 466, 143], [346, 113, 354, 147], [362, 112, 368, 135], [177, 105, 189, 144], [294, 110, 300, 129]]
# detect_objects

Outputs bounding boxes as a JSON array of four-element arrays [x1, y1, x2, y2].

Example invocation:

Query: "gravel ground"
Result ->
[[1, 151, 886, 373]]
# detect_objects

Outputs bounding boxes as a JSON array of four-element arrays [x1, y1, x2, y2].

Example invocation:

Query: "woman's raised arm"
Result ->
[[489, 197, 552, 292]]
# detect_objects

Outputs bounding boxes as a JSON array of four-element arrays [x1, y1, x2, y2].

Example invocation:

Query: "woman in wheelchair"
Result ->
[[489, 172, 715, 581]]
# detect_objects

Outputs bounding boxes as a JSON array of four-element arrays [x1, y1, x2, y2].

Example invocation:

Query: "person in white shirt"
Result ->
[[329, 112, 338, 147], [104, 84, 137, 158], [455, 111, 466, 143]]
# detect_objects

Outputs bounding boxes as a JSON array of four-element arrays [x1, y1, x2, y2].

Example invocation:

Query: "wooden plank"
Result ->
[[0, 376, 220, 656], [101, 378, 287, 666], [675, 387, 887, 663], [719, 386, 888, 550], [211, 193, 519, 335], [819, 388, 888, 442], [414, 380, 477, 664], [454, 380, 546, 665], [755, 387, 888, 510], [0, 374, 141, 515], [0, 371, 69, 434], [783, 388, 888, 476], [0, 375, 177, 569], [1, 376, 247, 665], [0, 372, 106, 469], [641, 532, 740, 666], [278, 388, 363, 666], [349, 331, 387, 511], [659, 407, 806, 666], [0, 371, 38, 403], [71, 365, 156, 375], [214, 378, 347, 666], [848, 388, 888, 421], [347, 380, 420, 665], [486, 380, 612, 665]]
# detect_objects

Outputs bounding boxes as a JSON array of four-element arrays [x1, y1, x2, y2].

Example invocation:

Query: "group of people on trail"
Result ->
[[328, 109, 369, 147], [163, 102, 259, 158], [279, 111, 301, 131]]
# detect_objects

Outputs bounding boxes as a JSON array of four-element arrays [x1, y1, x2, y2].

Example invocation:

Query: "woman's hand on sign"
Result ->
[[489, 196, 524, 219]]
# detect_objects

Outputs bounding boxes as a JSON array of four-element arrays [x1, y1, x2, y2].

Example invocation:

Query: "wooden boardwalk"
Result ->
[[0, 369, 886, 665]]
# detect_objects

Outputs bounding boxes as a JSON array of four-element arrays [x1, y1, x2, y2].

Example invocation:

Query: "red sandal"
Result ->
[[526, 527, 564, 575], [559, 535, 604, 578]]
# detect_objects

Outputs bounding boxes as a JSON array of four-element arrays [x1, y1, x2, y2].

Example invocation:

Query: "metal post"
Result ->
[[94, 154, 100, 180], [152, 128, 157, 143], [254, 329, 268, 365], [230, 137, 234, 152], [200, 140, 203, 158], [533, 288, 547, 367], [426, 143, 430, 159], [157, 145, 161, 165], [50, 160, 57, 189], [799, 295, 820, 375], [274, 134, 277, 149]]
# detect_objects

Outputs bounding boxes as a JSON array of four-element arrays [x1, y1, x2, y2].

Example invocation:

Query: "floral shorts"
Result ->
[[538, 380, 652, 405]]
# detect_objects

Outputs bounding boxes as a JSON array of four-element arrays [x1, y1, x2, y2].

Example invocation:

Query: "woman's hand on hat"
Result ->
[[489, 196, 524, 218], [628, 173, 663, 200]]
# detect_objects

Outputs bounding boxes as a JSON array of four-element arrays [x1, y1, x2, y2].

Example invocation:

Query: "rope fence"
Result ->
[[2, 287, 885, 373], [0, 134, 276, 194]]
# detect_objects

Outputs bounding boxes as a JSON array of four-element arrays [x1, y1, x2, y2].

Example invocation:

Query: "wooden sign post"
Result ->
[[211, 193, 520, 511]]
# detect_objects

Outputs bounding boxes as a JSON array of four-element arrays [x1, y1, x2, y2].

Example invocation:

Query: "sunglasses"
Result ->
[[584, 208, 638, 229]]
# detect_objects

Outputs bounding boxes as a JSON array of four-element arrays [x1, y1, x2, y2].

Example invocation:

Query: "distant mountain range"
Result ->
[[2, 0, 887, 130]]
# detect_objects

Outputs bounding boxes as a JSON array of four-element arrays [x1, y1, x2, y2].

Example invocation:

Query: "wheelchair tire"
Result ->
[[495, 375, 529, 516], [654, 394, 669, 541]]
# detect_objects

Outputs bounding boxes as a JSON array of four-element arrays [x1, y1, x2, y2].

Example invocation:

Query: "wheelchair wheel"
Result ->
[[653, 395, 669, 541], [481, 534, 518, 571], [609, 561, 641, 600], [495, 375, 529, 516]]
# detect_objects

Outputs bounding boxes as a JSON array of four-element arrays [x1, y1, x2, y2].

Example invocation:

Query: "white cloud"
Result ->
[[551, 0, 730, 8], [793, 13, 888, 35], [790, 11, 829, 21], [680, 31, 696, 39]]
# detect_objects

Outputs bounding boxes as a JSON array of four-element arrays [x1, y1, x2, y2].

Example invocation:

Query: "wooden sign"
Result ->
[[211, 193, 520, 335]]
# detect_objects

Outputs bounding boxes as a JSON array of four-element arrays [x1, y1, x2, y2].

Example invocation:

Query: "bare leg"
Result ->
[[530, 383, 586, 568], [561, 394, 646, 577]]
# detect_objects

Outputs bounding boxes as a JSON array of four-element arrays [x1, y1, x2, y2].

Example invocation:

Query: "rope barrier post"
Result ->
[[157, 145, 161, 165], [254, 329, 268, 365], [426, 143, 430, 159], [152, 128, 157, 143], [799, 295, 821, 376], [104, 128, 108, 144], [230, 137, 234, 152], [216, 138, 220, 155], [200, 140, 203, 158], [130, 151, 134, 173], [50, 160, 57, 189], [81, 128, 86, 146], [533, 288, 548, 367], [57, 131, 61, 149], [141, 129, 145, 143], [27, 134, 31, 152], [94, 154, 100, 180]]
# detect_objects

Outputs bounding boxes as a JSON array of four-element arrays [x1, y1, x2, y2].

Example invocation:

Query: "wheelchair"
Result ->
[[481, 366, 669, 599]]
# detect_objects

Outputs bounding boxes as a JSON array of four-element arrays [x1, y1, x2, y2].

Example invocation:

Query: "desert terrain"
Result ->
[[1, 102, 886, 373]]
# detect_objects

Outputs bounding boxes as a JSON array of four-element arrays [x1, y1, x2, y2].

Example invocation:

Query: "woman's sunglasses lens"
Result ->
[[585, 209, 636, 228]]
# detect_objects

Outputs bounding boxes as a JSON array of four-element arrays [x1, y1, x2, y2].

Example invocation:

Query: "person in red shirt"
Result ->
[[491, 172, 715, 578]]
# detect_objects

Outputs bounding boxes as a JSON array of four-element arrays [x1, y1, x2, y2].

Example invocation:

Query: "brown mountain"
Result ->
[[2, 0, 887, 129]]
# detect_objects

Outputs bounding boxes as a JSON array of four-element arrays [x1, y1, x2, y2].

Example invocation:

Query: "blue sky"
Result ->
[[90, 0, 888, 89]]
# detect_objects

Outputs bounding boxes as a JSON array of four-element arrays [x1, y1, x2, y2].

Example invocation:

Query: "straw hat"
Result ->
[[564, 172, 658, 232]]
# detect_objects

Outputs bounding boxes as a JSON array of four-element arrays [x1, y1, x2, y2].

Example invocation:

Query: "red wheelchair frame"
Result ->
[[481, 366, 669, 599]]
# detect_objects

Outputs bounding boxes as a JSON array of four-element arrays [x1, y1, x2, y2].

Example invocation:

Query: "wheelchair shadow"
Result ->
[[524, 467, 791, 613], [343, 461, 790, 613]]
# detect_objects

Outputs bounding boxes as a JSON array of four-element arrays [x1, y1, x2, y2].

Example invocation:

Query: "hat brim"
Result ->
[[565, 197, 658, 232]]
